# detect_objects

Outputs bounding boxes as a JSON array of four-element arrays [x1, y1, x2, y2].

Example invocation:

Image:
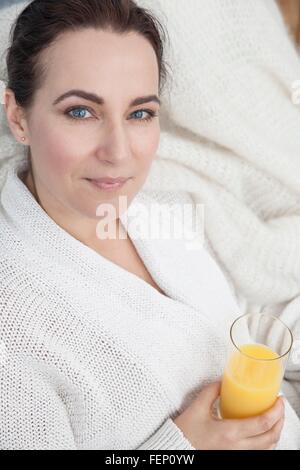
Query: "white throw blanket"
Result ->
[[138, 0, 300, 310]]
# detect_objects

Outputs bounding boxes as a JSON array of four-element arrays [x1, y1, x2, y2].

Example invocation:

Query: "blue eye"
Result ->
[[131, 109, 157, 122], [66, 107, 93, 120]]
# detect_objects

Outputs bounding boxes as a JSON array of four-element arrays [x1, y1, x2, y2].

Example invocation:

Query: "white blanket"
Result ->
[[138, 0, 300, 310]]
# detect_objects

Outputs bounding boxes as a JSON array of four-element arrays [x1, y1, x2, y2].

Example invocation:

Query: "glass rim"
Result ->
[[230, 313, 293, 362]]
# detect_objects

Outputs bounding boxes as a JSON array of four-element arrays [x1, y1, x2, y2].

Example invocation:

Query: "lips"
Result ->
[[87, 177, 129, 184], [85, 176, 131, 192]]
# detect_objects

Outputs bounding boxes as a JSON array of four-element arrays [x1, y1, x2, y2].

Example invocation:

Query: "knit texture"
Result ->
[[0, 154, 300, 450], [136, 0, 300, 310]]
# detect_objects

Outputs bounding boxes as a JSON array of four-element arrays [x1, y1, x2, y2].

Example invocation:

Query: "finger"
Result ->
[[220, 397, 285, 440], [196, 381, 222, 417], [238, 416, 285, 450]]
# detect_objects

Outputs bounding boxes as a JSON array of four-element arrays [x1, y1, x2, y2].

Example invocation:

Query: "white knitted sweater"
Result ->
[[0, 153, 300, 450]]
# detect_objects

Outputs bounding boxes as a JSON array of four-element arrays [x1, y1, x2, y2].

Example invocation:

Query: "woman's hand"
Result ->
[[173, 382, 285, 450]]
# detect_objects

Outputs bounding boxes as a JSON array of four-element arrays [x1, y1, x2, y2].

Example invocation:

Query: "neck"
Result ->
[[21, 167, 124, 250]]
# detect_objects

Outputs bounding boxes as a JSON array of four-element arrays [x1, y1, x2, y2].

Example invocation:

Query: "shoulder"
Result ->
[[0, 255, 74, 346]]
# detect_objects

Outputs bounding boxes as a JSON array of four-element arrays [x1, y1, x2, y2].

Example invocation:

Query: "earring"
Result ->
[[21, 137, 25, 142]]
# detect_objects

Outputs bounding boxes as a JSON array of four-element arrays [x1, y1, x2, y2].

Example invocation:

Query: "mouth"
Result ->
[[85, 177, 131, 192]]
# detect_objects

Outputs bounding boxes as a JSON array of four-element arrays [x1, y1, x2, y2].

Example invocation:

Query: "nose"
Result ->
[[96, 122, 132, 166]]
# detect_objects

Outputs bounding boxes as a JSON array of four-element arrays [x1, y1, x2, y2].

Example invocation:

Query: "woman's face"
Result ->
[[6, 27, 161, 231]]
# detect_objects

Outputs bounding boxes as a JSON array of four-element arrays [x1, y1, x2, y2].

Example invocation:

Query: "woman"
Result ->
[[0, 0, 299, 450]]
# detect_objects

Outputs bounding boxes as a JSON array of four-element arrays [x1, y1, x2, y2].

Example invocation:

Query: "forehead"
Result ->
[[41, 28, 159, 97]]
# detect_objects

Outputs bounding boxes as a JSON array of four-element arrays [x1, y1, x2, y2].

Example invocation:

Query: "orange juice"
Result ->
[[220, 343, 283, 419]]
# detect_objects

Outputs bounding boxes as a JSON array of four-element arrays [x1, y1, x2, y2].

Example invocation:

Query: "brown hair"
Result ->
[[278, 0, 300, 46], [297, 2, 300, 44], [4, 0, 171, 114]]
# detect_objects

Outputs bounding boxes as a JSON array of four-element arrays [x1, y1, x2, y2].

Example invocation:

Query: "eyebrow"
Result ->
[[53, 89, 161, 107]]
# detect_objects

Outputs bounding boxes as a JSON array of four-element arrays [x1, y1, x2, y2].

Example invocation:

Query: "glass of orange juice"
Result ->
[[219, 313, 293, 419]]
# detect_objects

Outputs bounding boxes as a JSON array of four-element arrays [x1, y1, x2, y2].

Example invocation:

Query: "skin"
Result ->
[[173, 382, 285, 450], [4, 28, 161, 249]]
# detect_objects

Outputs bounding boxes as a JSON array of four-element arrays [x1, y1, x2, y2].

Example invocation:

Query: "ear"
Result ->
[[4, 88, 28, 144]]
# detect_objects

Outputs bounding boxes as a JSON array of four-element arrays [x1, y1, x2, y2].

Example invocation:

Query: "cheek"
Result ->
[[134, 125, 160, 169], [47, 143, 77, 177], [31, 119, 81, 178]]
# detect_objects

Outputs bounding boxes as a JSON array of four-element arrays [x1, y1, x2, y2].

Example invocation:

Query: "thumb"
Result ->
[[196, 381, 221, 416]]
